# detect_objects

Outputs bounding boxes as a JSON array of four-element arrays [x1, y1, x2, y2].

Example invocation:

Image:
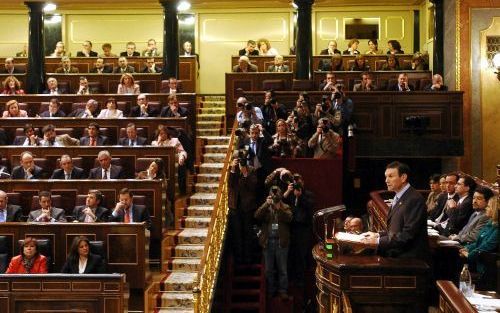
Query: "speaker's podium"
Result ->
[[312, 244, 429, 313]]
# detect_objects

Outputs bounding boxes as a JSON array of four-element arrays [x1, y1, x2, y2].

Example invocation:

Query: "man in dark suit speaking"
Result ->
[[361, 161, 429, 260]]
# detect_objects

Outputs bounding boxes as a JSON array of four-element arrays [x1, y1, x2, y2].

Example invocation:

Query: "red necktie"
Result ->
[[90, 138, 96, 146], [124, 208, 130, 223]]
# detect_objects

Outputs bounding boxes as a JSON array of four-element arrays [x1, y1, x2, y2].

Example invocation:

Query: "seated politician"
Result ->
[[76, 40, 98, 57], [160, 95, 188, 117], [353, 72, 378, 91], [142, 58, 162, 73], [80, 122, 109, 146], [68, 99, 99, 118], [11, 151, 45, 179], [55, 56, 79, 74], [2, 99, 28, 118], [388, 73, 414, 91], [109, 188, 151, 229], [118, 123, 148, 146], [6, 237, 48, 274], [129, 94, 159, 117], [136, 158, 166, 180], [117, 73, 140, 94], [0, 190, 23, 222], [43, 77, 67, 95], [27, 191, 67, 222], [97, 97, 124, 118], [73, 190, 109, 223], [232, 56, 258, 73], [50, 154, 85, 179], [61, 236, 106, 274], [39, 98, 66, 117], [90, 58, 112, 74], [39, 124, 79, 147], [12, 124, 40, 146], [113, 57, 135, 74], [88, 150, 126, 179], [424, 74, 448, 91]]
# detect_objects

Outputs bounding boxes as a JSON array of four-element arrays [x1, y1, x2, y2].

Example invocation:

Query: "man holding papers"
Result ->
[[361, 161, 430, 260]]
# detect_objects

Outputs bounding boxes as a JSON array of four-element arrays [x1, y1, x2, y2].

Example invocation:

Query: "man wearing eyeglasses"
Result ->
[[129, 94, 159, 117]]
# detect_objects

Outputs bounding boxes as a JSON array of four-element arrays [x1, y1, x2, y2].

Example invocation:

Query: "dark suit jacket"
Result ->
[[42, 87, 68, 94], [39, 110, 66, 117], [388, 83, 414, 91], [27, 207, 67, 222], [378, 186, 429, 260], [238, 136, 272, 172], [50, 167, 85, 179], [55, 66, 79, 74], [11, 165, 45, 179], [118, 136, 148, 146], [79, 135, 109, 146], [160, 106, 188, 118], [423, 84, 448, 91], [232, 64, 258, 72], [113, 66, 135, 73], [68, 108, 98, 118], [90, 66, 112, 73], [88, 165, 125, 179], [342, 49, 360, 55], [428, 193, 459, 221], [109, 204, 151, 229], [267, 65, 290, 72], [318, 60, 344, 71], [228, 167, 258, 211], [73, 205, 110, 222], [142, 65, 162, 73], [120, 51, 140, 57], [129, 105, 159, 117], [61, 253, 106, 274], [3, 204, 23, 222], [437, 195, 473, 236], [76, 51, 98, 57], [238, 48, 259, 56], [320, 48, 341, 55], [12, 136, 41, 146], [0, 67, 24, 74]]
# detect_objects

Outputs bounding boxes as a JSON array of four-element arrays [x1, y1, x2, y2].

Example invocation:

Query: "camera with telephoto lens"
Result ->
[[237, 149, 248, 166], [277, 139, 290, 158], [235, 128, 247, 138], [244, 103, 253, 111]]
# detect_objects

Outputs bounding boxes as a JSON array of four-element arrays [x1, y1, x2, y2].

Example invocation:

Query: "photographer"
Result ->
[[308, 118, 341, 159], [265, 167, 295, 197], [313, 95, 336, 127], [268, 119, 298, 158], [254, 186, 292, 300], [228, 151, 258, 264], [286, 103, 313, 157], [235, 97, 263, 126], [261, 90, 287, 135]]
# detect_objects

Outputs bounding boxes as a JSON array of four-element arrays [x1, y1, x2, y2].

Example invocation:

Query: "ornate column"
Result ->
[[294, 0, 314, 80], [24, 1, 46, 93], [159, 0, 179, 79], [430, 0, 444, 74]]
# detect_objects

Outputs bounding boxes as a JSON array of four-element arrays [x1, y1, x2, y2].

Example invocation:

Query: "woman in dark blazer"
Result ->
[[61, 236, 105, 274], [6, 237, 48, 274]]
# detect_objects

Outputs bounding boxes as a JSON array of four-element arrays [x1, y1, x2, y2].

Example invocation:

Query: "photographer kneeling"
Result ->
[[308, 118, 341, 159]]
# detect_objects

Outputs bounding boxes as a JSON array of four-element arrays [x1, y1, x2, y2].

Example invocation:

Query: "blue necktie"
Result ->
[[0, 210, 5, 222]]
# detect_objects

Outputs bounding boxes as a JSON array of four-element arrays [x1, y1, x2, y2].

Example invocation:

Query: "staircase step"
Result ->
[[198, 136, 230, 145], [200, 101, 225, 108], [164, 244, 205, 258], [165, 258, 201, 272], [194, 182, 219, 193], [179, 216, 211, 228], [196, 173, 222, 183], [197, 114, 224, 122], [199, 163, 224, 174], [198, 107, 225, 114], [164, 228, 208, 245], [186, 205, 213, 217], [197, 120, 223, 127], [157, 292, 194, 309], [203, 145, 228, 154], [189, 193, 217, 206], [160, 272, 198, 291], [196, 128, 222, 136], [202, 153, 226, 163]]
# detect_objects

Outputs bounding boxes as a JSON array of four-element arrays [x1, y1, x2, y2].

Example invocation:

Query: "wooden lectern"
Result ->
[[313, 244, 429, 313]]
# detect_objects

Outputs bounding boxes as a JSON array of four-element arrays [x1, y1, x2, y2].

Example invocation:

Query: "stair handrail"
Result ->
[[193, 120, 238, 313]]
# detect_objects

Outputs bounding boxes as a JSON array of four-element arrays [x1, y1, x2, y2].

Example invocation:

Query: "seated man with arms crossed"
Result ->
[[28, 191, 67, 222], [73, 190, 109, 222]]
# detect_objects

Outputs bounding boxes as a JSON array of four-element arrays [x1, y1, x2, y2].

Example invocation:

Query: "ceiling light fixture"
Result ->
[[43, 3, 57, 12], [177, 1, 191, 12]]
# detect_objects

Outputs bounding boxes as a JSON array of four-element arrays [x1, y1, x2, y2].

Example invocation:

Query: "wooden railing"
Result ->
[[193, 121, 237, 313]]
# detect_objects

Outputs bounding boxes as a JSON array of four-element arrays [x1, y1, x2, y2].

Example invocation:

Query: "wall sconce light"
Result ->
[[493, 53, 500, 81], [177, 1, 191, 12]]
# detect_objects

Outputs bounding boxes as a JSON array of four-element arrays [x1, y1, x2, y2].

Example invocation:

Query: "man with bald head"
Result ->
[[0, 190, 23, 222], [68, 99, 99, 118], [424, 74, 448, 91], [11, 151, 45, 179]]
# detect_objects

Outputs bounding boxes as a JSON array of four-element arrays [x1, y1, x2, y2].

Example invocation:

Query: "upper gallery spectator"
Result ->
[[450, 186, 493, 244], [160, 95, 188, 117], [2, 99, 28, 117], [68, 99, 99, 118], [343, 39, 360, 55], [1, 57, 23, 74], [0, 190, 23, 222], [307, 118, 340, 159], [80, 122, 109, 146], [97, 97, 124, 118], [5, 237, 48, 274], [16, 43, 28, 57], [2, 76, 25, 95], [257, 38, 279, 56], [387, 40, 404, 54], [267, 55, 289, 72], [151, 125, 188, 166], [232, 56, 258, 73], [109, 188, 151, 229], [424, 74, 448, 91], [235, 97, 264, 126], [50, 41, 67, 57], [88, 150, 125, 179], [39, 124, 79, 147], [142, 58, 162, 73], [365, 39, 381, 55], [43, 77, 67, 94], [76, 40, 98, 57], [239, 40, 259, 56], [353, 72, 378, 91], [11, 151, 45, 179], [426, 174, 442, 213], [411, 52, 427, 70], [90, 58, 112, 74], [142, 38, 161, 57], [55, 56, 79, 74], [254, 186, 293, 299], [76, 76, 91, 95], [72, 191, 110, 223], [350, 55, 370, 71], [320, 40, 341, 55], [12, 124, 40, 146], [28, 191, 67, 222], [117, 73, 140, 94], [381, 54, 401, 71], [388, 73, 413, 91], [118, 123, 148, 146], [120, 41, 140, 57], [182, 41, 198, 58], [361, 162, 429, 260], [318, 53, 344, 71], [162, 77, 179, 94], [318, 72, 337, 92], [129, 94, 159, 117], [100, 43, 117, 57], [50, 154, 85, 179], [429, 173, 460, 223], [114, 57, 135, 73], [61, 236, 106, 273], [39, 98, 66, 117], [136, 159, 166, 180]]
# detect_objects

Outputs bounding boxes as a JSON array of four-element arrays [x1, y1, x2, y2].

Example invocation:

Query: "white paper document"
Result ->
[[335, 232, 364, 244]]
